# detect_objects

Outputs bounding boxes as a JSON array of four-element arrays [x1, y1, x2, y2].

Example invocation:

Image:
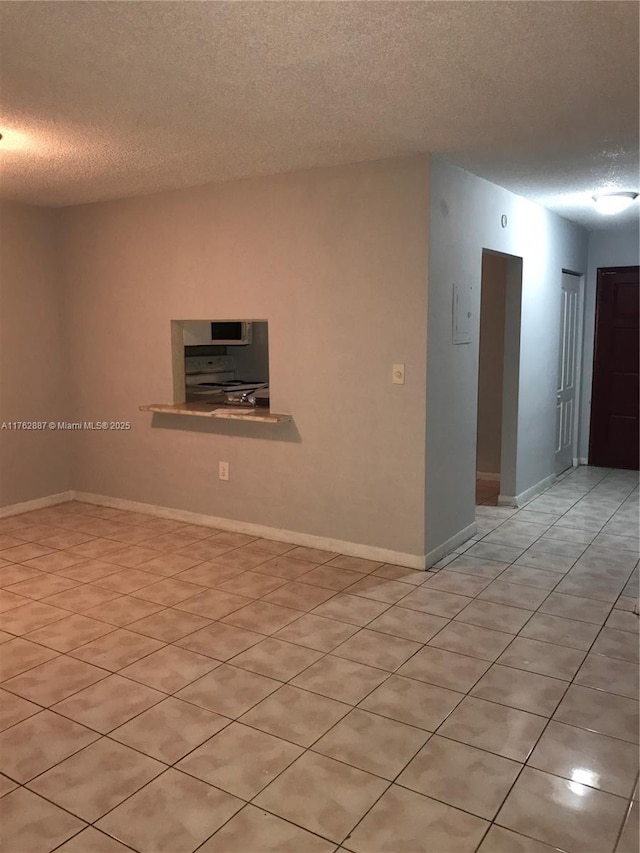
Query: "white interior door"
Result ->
[[555, 273, 581, 474]]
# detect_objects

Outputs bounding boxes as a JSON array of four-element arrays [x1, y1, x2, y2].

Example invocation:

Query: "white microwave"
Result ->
[[210, 321, 252, 346]]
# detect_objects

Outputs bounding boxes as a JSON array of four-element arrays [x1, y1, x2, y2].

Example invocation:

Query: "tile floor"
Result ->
[[0, 465, 637, 853]]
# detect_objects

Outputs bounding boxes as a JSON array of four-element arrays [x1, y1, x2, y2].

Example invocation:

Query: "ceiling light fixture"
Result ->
[[592, 191, 639, 215]]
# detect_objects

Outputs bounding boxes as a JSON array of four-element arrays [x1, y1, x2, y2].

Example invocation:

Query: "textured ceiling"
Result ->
[[0, 1, 638, 230]]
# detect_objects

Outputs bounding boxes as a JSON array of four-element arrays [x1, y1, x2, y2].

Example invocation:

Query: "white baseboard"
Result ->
[[576, 457, 588, 466], [74, 491, 427, 570], [476, 472, 500, 482], [498, 473, 555, 508], [0, 491, 74, 519], [425, 521, 477, 568]]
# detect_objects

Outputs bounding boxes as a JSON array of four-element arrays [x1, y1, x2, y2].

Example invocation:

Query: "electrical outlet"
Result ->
[[392, 363, 405, 384], [219, 461, 229, 481]]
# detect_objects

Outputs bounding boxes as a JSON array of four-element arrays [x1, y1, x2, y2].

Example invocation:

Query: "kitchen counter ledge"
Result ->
[[139, 402, 292, 424]]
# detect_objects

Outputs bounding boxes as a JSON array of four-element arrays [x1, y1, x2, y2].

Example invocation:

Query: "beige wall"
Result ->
[[58, 156, 430, 557], [0, 201, 71, 507], [476, 252, 507, 476]]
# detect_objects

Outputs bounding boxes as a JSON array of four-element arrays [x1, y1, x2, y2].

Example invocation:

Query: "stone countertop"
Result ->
[[139, 402, 291, 424]]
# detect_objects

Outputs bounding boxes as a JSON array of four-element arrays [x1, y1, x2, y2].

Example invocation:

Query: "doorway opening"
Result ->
[[588, 265, 639, 470], [476, 250, 523, 506]]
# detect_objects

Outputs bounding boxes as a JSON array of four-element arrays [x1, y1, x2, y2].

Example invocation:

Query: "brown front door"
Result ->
[[589, 266, 639, 470]]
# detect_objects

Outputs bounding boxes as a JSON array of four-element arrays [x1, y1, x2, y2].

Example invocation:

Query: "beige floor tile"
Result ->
[[1, 600, 69, 634], [250, 554, 317, 580], [29, 738, 164, 822], [96, 768, 243, 853], [0, 543, 57, 563], [291, 655, 388, 704], [359, 674, 463, 730], [5, 574, 80, 600], [0, 565, 44, 587], [137, 552, 204, 576], [175, 589, 252, 620], [126, 607, 211, 641], [275, 613, 359, 650], [312, 593, 391, 626], [538, 592, 612, 624], [263, 581, 335, 611], [239, 684, 350, 746], [497, 566, 562, 591], [497, 636, 586, 681], [344, 783, 488, 853], [177, 721, 302, 798], [477, 580, 550, 610], [52, 673, 164, 732], [515, 551, 576, 573], [273, 545, 336, 564], [554, 684, 639, 743], [327, 555, 383, 574], [605, 609, 639, 632], [176, 664, 279, 718], [41, 583, 121, 612], [231, 637, 323, 680], [176, 561, 244, 587], [300, 564, 366, 591], [236, 539, 295, 558], [446, 555, 511, 579], [366, 606, 448, 643], [438, 696, 547, 762], [333, 629, 422, 671], [398, 734, 521, 819], [120, 644, 220, 692], [111, 696, 229, 763], [575, 652, 638, 699], [221, 600, 302, 634], [70, 628, 164, 670], [0, 637, 59, 680], [0, 788, 86, 853], [455, 599, 533, 634], [397, 645, 491, 692], [467, 542, 525, 564], [102, 547, 161, 569], [93, 568, 159, 594], [0, 688, 40, 731], [519, 613, 600, 650], [371, 564, 427, 585], [215, 570, 287, 598], [397, 586, 472, 618], [198, 805, 336, 853], [83, 595, 164, 626], [527, 720, 639, 798], [554, 574, 623, 603], [312, 708, 429, 779], [54, 560, 123, 583], [344, 575, 412, 604], [617, 801, 639, 853], [477, 825, 577, 852], [0, 709, 99, 782], [131, 577, 206, 606], [208, 549, 268, 571], [24, 614, 114, 652], [175, 622, 262, 660], [496, 766, 628, 853], [470, 664, 567, 716], [2, 655, 108, 706], [591, 627, 639, 663], [428, 621, 513, 661], [425, 571, 492, 596], [254, 751, 388, 843], [55, 827, 134, 853]]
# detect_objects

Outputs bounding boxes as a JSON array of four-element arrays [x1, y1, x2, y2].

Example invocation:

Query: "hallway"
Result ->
[[0, 466, 637, 853]]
